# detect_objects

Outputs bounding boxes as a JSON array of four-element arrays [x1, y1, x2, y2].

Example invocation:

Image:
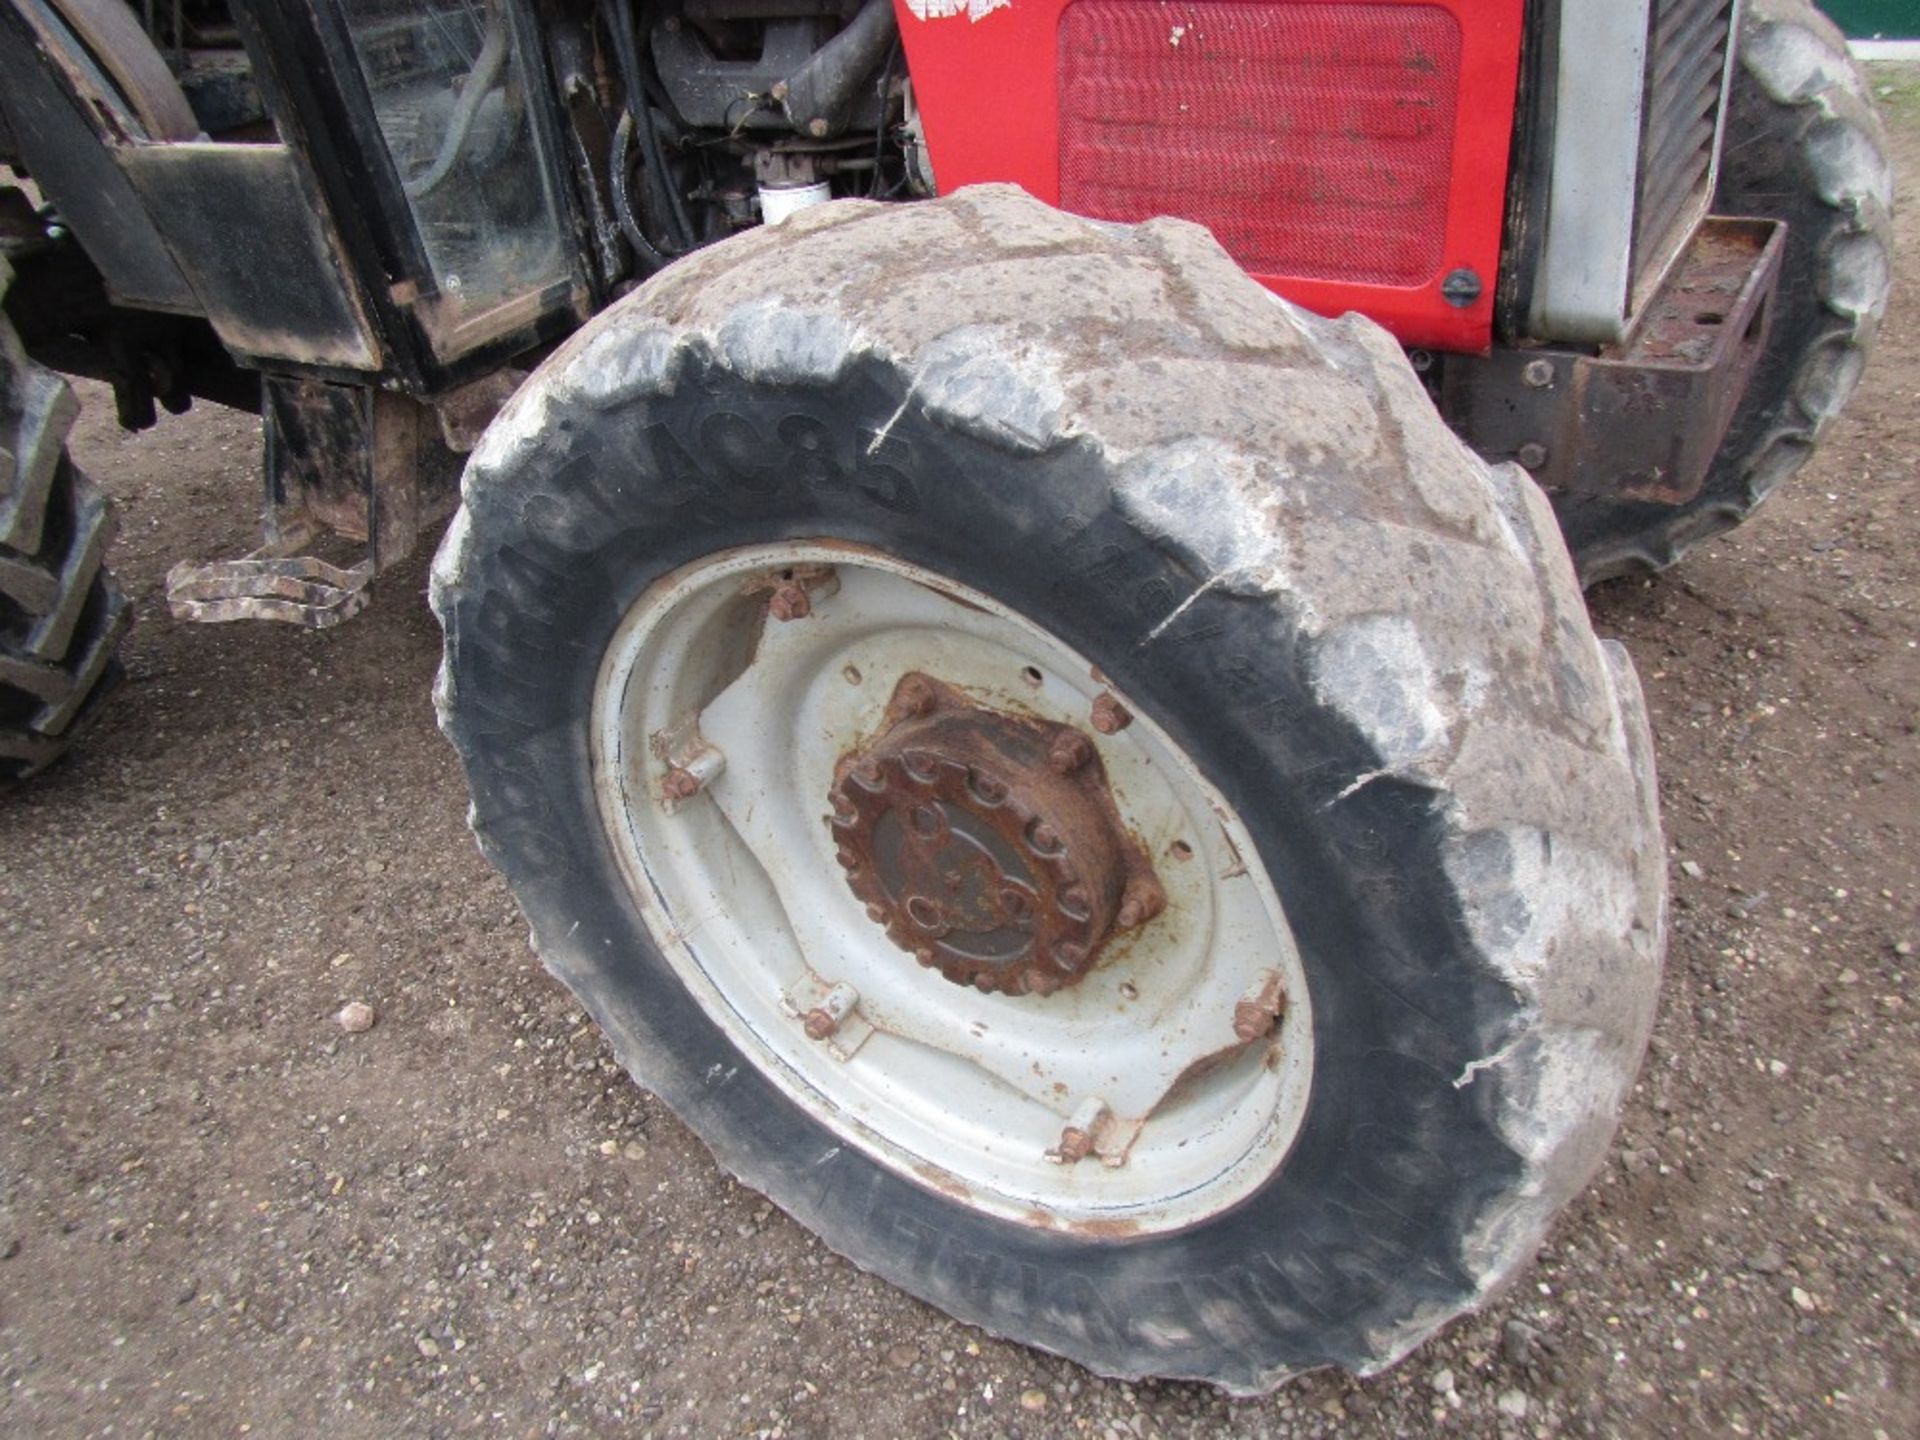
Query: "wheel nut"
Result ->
[[1116, 878, 1166, 931], [803, 981, 859, 1040], [896, 675, 937, 718], [1052, 1096, 1113, 1164], [1232, 969, 1289, 1043], [768, 582, 812, 621], [1048, 731, 1093, 774], [1090, 692, 1132, 734], [660, 746, 724, 804]]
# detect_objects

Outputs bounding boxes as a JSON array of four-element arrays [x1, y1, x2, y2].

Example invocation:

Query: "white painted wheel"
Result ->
[[591, 542, 1313, 1232]]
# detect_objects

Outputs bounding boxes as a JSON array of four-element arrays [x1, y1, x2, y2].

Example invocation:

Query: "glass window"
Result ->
[[341, 0, 571, 349]]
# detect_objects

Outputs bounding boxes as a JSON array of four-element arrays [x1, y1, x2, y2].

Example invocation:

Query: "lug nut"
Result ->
[[1090, 692, 1132, 734], [768, 583, 812, 621], [1048, 731, 1093, 774], [660, 746, 725, 805], [1232, 969, 1289, 1043], [1116, 878, 1166, 931], [803, 981, 859, 1040], [896, 675, 937, 718], [1051, 1096, 1113, 1164]]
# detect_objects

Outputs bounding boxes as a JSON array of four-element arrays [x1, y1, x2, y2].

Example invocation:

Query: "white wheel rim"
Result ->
[[592, 543, 1314, 1233]]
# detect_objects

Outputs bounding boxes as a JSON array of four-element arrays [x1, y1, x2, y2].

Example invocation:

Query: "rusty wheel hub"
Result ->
[[828, 674, 1164, 996]]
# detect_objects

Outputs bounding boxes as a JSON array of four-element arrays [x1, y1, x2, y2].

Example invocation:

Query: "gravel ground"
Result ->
[[3, 71, 1917, 1440]]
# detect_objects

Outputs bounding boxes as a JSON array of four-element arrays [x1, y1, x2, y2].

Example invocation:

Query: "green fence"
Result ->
[[1822, 2, 1920, 40]]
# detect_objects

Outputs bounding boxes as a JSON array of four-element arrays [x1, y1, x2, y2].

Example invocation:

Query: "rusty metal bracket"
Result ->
[[1441, 217, 1786, 506]]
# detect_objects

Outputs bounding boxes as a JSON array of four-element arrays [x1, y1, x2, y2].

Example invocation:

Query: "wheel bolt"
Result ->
[[768, 582, 812, 621], [660, 746, 724, 805], [803, 981, 859, 1040], [1048, 731, 1093, 774], [1090, 692, 1132, 734], [1052, 1096, 1113, 1164], [896, 675, 937, 718], [1116, 878, 1166, 931], [1232, 969, 1288, 1043]]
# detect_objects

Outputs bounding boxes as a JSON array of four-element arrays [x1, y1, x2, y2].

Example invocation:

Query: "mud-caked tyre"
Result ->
[[433, 187, 1666, 1391], [1560, 0, 1895, 584], [1, 257, 129, 781]]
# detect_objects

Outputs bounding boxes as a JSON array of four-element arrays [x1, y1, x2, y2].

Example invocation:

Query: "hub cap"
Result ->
[[828, 673, 1165, 997]]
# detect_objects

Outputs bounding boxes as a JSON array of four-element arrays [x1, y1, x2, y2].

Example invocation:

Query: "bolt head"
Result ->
[[1521, 358, 1556, 389], [663, 767, 701, 800], [768, 583, 811, 621], [1441, 267, 1483, 308], [803, 1009, 837, 1040], [1233, 1002, 1279, 1043], [1090, 693, 1132, 735], [1516, 442, 1549, 472], [1048, 731, 1092, 774], [897, 677, 936, 717]]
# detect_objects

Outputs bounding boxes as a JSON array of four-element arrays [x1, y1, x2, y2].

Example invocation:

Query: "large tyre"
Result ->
[[433, 187, 1666, 1391], [0, 256, 129, 780], [1560, 0, 1895, 585]]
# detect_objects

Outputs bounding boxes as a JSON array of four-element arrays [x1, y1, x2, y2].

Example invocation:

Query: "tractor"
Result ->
[[0, 0, 1892, 1392]]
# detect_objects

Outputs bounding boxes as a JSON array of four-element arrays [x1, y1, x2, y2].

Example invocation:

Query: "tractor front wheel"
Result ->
[[432, 187, 1666, 1390]]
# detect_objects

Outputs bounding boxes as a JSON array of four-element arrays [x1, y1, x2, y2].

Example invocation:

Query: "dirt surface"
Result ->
[[5, 78, 1918, 1440]]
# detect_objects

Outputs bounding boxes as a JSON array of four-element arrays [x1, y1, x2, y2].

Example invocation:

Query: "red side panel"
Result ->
[[895, 0, 1523, 352]]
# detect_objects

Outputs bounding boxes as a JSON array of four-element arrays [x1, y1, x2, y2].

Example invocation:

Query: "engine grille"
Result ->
[[1057, 2, 1463, 288], [1632, 0, 1736, 296]]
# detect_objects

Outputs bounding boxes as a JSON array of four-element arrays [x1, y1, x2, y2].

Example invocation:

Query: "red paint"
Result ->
[[894, 0, 1524, 352]]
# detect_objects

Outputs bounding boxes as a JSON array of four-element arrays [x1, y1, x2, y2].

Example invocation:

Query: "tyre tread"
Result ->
[[0, 258, 128, 780]]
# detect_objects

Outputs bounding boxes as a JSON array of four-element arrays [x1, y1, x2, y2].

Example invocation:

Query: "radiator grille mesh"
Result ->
[[1058, 2, 1462, 286], [1633, 0, 1734, 290]]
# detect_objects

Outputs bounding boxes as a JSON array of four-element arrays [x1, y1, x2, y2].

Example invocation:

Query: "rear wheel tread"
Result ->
[[1565, 0, 1893, 584], [0, 259, 128, 780]]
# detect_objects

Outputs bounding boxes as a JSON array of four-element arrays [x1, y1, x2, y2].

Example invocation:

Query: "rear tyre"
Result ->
[[1, 257, 129, 781], [433, 187, 1666, 1390], [1560, 0, 1895, 585]]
